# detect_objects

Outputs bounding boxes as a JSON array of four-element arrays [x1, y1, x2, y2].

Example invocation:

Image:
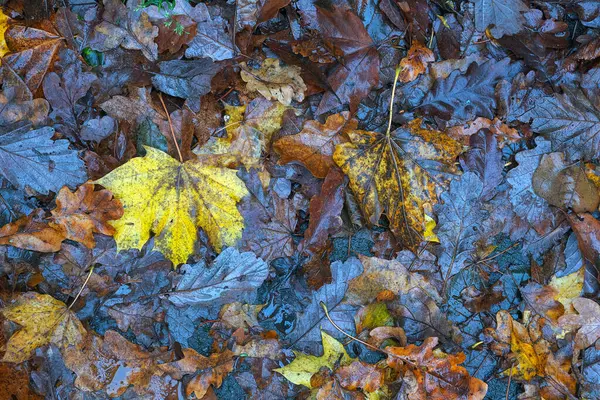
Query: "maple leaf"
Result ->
[[385, 336, 488, 399], [0, 8, 8, 59], [275, 331, 353, 388], [274, 112, 352, 179], [0, 125, 87, 195], [91, 0, 159, 61], [471, 0, 528, 38], [49, 183, 123, 248], [334, 119, 462, 249], [1, 292, 85, 363], [94, 147, 248, 265], [241, 58, 307, 106], [558, 298, 600, 351], [165, 247, 268, 307]]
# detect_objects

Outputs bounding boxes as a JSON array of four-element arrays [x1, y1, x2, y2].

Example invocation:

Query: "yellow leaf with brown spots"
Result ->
[[333, 119, 462, 248], [1, 292, 85, 363], [95, 147, 248, 265]]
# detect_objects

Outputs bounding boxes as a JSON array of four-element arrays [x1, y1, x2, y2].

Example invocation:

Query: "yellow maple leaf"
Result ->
[[549, 268, 584, 312], [274, 331, 353, 388], [94, 147, 248, 265], [334, 119, 462, 249], [2, 292, 85, 363], [0, 9, 9, 61]]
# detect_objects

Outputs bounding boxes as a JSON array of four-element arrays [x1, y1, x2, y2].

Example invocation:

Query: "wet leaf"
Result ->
[[2, 292, 85, 363], [166, 247, 268, 307], [274, 112, 352, 179], [0, 125, 87, 195], [94, 147, 248, 265], [334, 120, 462, 249], [275, 331, 353, 388]]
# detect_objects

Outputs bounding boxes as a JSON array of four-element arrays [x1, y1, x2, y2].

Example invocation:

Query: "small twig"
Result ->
[[68, 266, 95, 310], [158, 92, 184, 162], [505, 362, 515, 400]]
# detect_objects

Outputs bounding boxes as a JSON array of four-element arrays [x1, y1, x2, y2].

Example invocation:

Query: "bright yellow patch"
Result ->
[[2, 292, 85, 363], [95, 147, 248, 265], [549, 268, 584, 312], [334, 120, 461, 249], [0, 9, 9, 61], [274, 331, 353, 388]]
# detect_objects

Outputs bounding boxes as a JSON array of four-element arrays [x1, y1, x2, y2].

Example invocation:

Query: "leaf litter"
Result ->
[[0, 1, 600, 399]]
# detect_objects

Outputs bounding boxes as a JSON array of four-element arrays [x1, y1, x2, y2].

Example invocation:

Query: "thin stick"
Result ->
[[68, 266, 95, 310], [158, 93, 184, 162]]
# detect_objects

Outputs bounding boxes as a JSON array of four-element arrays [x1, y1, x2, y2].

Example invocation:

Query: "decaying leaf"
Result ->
[[95, 146, 248, 265], [2, 292, 85, 363], [398, 41, 435, 83], [49, 183, 123, 248], [558, 298, 600, 351], [334, 120, 462, 249], [166, 247, 268, 307], [386, 336, 488, 399], [241, 58, 307, 106], [274, 112, 352, 178]]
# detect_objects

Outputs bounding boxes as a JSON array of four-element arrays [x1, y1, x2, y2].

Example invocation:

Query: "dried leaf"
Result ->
[[241, 58, 307, 106]]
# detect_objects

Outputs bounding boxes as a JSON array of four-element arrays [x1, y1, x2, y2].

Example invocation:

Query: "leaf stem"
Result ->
[[386, 66, 402, 137], [158, 92, 184, 163]]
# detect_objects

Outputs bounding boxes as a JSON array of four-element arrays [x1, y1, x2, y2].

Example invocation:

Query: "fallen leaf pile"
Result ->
[[1, 1, 600, 399]]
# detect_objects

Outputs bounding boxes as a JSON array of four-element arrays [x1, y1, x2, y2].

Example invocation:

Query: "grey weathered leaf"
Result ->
[[81, 116, 115, 142], [0, 125, 87, 194], [435, 172, 488, 281], [166, 247, 268, 307], [530, 91, 600, 161], [151, 59, 219, 100], [285, 258, 362, 353], [184, 5, 238, 61], [90, 0, 158, 61], [506, 137, 554, 226], [419, 58, 521, 123], [460, 130, 503, 201], [472, 0, 528, 38]]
